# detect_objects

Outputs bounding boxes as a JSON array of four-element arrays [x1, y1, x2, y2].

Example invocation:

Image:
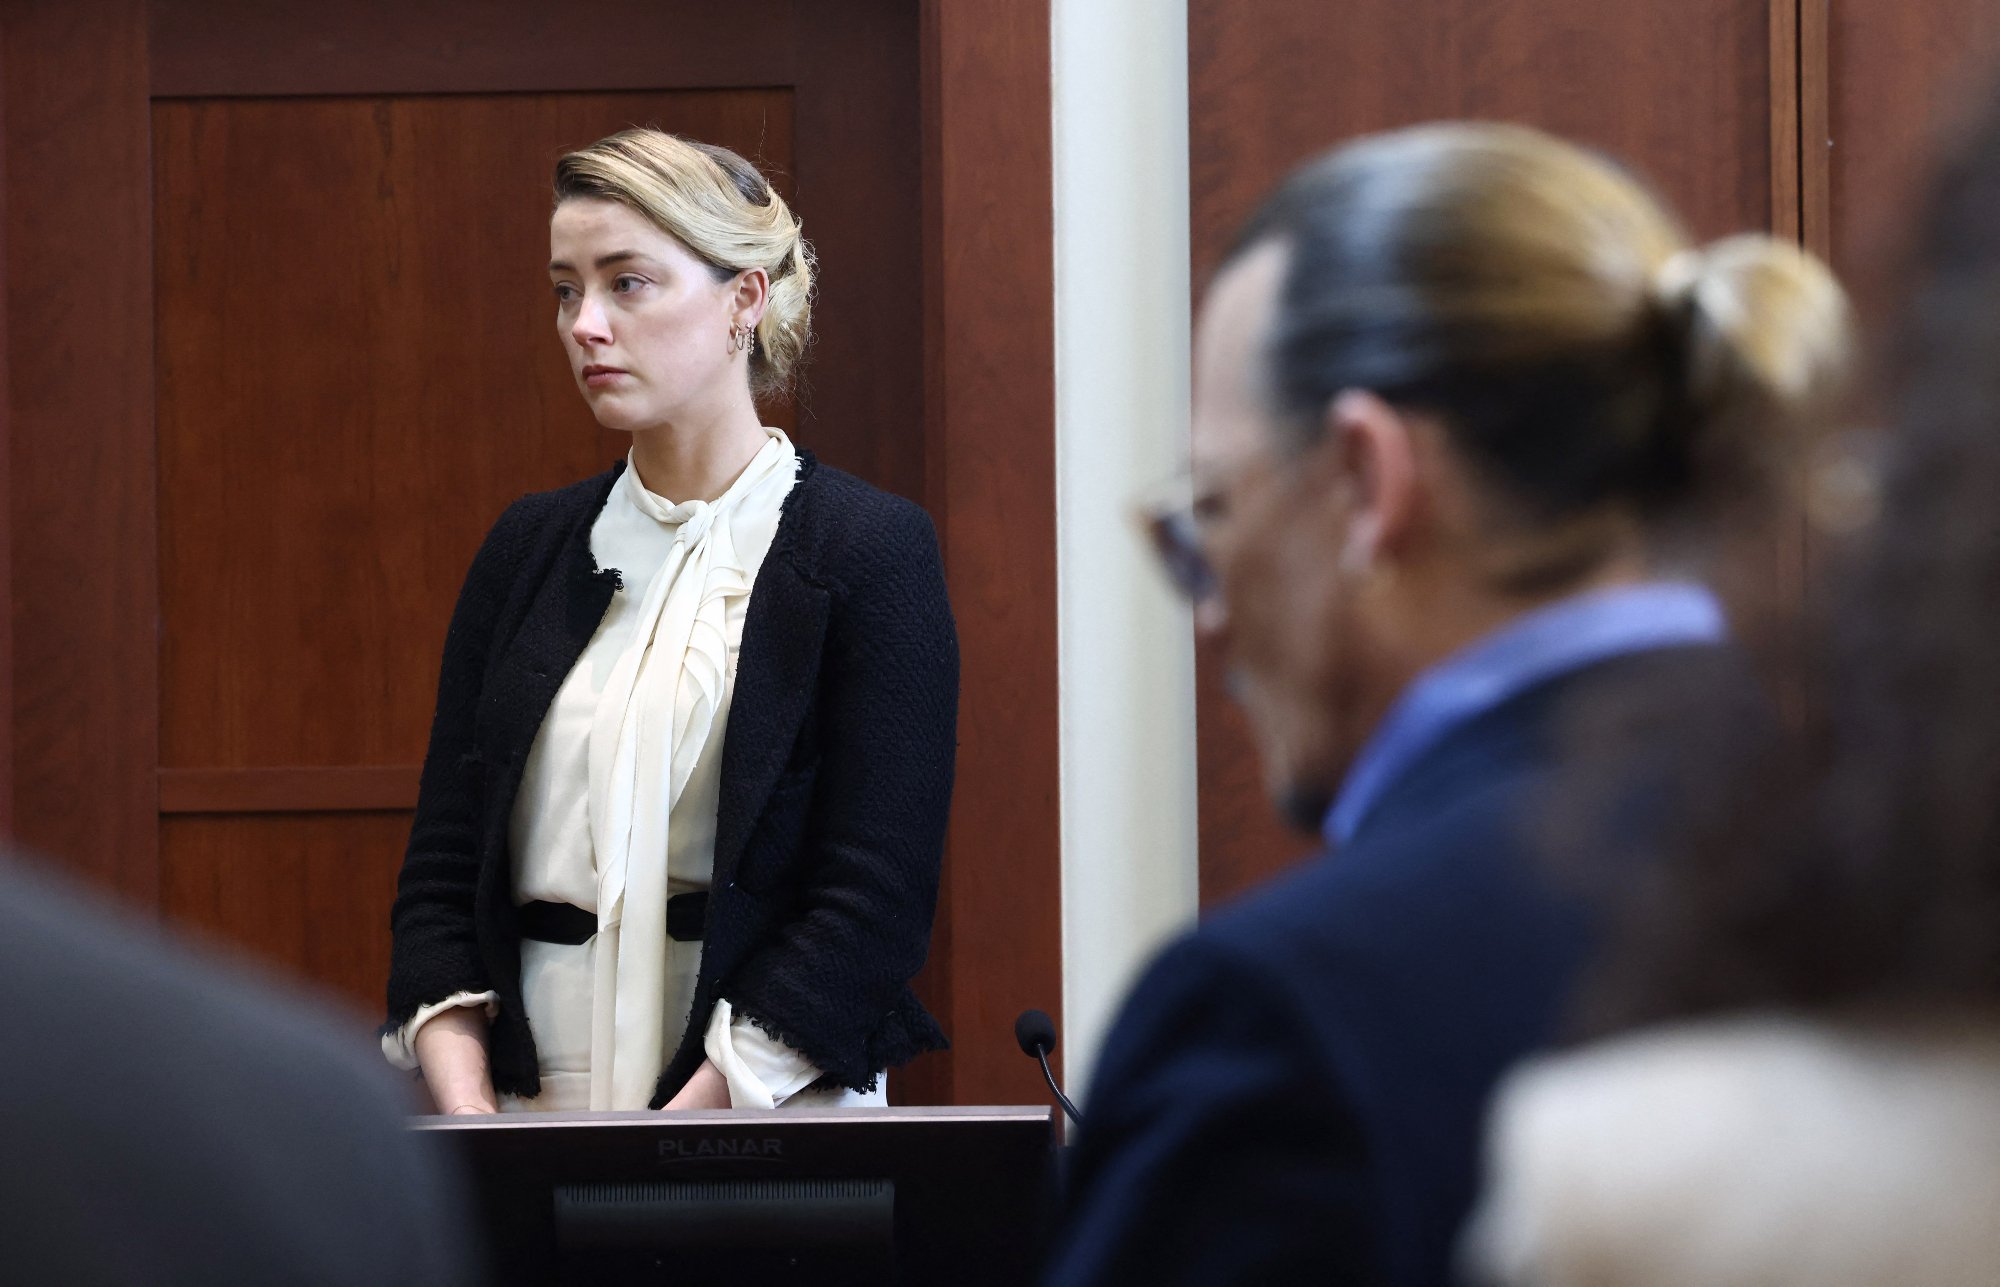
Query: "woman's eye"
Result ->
[[613, 274, 648, 294], [553, 283, 579, 304]]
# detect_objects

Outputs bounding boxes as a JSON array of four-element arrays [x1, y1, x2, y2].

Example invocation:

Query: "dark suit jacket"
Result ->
[[1, 858, 478, 1287], [386, 452, 957, 1103], [1043, 646, 1761, 1287]]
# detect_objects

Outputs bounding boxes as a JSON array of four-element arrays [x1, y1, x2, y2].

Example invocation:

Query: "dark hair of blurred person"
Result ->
[[1467, 87, 2000, 1287], [1043, 121, 1850, 1287], [0, 855, 480, 1286]]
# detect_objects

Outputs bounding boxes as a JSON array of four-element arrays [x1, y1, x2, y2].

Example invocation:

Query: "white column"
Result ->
[[1051, 0, 1198, 1101]]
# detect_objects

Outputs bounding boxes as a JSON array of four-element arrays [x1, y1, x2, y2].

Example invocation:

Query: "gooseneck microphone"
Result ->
[[1014, 1008, 1083, 1127]]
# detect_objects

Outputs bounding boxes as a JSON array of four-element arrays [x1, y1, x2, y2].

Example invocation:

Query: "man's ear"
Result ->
[[1308, 389, 1421, 572]]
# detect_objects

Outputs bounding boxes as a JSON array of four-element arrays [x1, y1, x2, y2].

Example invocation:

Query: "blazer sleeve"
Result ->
[[721, 501, 959, 1086], [1043, 933, 1381, 1287], [384, 497, 536, 1029]]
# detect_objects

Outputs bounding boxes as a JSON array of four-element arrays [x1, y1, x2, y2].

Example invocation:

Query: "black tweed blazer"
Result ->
[[385, 451, 957, 1105]]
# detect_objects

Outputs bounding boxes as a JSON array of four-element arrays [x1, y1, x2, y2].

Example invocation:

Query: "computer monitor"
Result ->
[[415, 1105, 1057, 1286]]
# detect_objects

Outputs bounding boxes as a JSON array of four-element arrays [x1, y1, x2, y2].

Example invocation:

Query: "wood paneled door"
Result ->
[[2, 0, 1060, 1108]]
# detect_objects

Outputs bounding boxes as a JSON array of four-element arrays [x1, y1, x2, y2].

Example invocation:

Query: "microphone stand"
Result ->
[[1036, 1046, 1083, 1127]]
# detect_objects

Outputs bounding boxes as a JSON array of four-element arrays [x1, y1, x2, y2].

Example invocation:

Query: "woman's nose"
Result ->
[[570, 293, 611, 345]]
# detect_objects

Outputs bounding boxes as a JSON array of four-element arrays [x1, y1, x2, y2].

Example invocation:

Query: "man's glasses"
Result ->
[[1136, 460, 1248, 605], [1140, 502, 1219, 603]]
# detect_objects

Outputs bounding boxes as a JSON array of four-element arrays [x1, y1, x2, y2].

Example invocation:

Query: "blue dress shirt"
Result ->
[[1323, 580, 1727, 849]]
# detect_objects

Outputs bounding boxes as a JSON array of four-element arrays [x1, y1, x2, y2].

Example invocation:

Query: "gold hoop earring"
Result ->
[[731, 322, 756, 354]]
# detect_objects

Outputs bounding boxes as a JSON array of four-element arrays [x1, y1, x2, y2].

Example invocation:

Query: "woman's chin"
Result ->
[[582, 397, 646, 434]]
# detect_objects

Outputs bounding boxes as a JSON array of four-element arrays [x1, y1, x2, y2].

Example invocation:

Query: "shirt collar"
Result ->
[[620, 428, 792, 533], [1321, 580, 1727, 849]]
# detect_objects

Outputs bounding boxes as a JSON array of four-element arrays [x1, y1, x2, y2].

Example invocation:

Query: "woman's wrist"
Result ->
[[662, 1058, 734, 1111], [414, 1006, 497, 1114]]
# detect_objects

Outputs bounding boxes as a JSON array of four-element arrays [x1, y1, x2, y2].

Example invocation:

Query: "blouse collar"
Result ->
[[619, 428, 792, 543]]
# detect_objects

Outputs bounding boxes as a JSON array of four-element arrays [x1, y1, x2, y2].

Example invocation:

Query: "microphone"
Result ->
[[1014, 1008, 1083, 1127]]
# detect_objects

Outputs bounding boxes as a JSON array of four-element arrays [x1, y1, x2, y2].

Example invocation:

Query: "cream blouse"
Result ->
[[384, 430, 837, 1111]]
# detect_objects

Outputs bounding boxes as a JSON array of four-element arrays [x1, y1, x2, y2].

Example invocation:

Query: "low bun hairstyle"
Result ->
[[1236, 123, 1851, 546], [555, 128, 814, 400], [1647, 234, 1853, 515]]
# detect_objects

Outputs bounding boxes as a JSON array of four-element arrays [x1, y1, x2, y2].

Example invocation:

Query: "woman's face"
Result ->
[[548, 197, 747, 433]]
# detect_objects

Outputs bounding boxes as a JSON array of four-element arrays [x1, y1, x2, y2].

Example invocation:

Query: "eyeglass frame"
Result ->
[[1135, 448, 1287, 607]]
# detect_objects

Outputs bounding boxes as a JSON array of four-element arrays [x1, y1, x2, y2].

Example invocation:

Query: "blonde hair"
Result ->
[[554, 128, 814, 399], [1237, 123, 1852, 547]]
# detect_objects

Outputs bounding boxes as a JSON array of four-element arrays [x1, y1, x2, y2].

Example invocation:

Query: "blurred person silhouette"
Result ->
[[1042, 122, 1850, 1287], [1467, 81, 2000, 1287], [0, 855, 479, 1286]]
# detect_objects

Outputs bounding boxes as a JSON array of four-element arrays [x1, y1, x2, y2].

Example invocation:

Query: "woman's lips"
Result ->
[[581, 366, 628, 389]]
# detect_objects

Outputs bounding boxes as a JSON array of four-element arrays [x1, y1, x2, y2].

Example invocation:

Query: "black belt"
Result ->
[[517, 894, 708, 945]]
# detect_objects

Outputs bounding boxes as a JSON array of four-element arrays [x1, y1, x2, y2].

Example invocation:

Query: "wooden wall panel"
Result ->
[[2, 0, 159, 899], [143, 0, 921, 507], [790, 3, 929, 504], [159, 766, 418, 814], [1189, 0, 1784, 905], [0, 41, 11, 840], [911, 0, 1061, 1107], [148, 0, 788, 95], [1825, 0, 2000, 316], [160, 811, 412, 1018], [154, 90, 794, 771], [1771, 0, 1804, 246], [1190, 0, 1778, 286]]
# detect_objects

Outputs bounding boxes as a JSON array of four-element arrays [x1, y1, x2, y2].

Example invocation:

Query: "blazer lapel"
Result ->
[[478, 476, 620, 806], [712, 544, 831, 888]]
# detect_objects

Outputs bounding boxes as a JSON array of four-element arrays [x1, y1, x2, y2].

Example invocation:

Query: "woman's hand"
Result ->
[[414, 1007, 500, 1115], [661, 1058, 733, 1111]]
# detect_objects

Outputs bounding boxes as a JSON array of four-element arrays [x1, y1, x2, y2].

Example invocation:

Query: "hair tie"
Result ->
[[1653, 249, 1704, 306]]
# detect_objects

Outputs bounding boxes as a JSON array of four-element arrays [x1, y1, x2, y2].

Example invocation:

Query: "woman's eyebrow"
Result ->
[[547, 250, 649, 273]]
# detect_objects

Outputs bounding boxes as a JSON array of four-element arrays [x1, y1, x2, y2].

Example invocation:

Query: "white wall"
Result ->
[[1051, 0, 1199, 1101]]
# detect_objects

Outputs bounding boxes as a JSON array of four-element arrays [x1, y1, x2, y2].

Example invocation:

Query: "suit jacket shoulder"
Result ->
[[1049, 645, 1761, 1287], [2, 859, 478, 1287], [1045, 924, 1376, 1286]]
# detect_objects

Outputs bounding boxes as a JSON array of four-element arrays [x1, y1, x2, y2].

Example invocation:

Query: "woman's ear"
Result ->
[[732, 267, 770, 328]]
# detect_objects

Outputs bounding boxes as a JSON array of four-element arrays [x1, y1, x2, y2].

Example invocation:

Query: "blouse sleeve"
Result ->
[[380, 990, 501, 1071], [703, 998, 825, 1109]]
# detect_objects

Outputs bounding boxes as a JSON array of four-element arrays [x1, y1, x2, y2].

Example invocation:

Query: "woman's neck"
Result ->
[[625, 402, 770, 503]]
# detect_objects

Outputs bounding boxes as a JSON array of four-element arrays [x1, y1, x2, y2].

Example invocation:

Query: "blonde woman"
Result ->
[[381, 130, 956, 1114]]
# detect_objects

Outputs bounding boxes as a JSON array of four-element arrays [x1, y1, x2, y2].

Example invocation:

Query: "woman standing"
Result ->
[[381, 130, 956, 1114]]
